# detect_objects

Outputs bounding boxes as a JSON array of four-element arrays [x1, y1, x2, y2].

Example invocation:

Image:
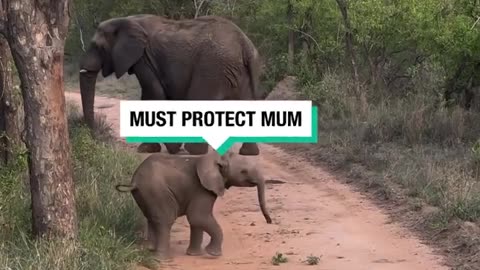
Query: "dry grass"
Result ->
[[274, 71, 480, 268], [295, 71, 480, 223]]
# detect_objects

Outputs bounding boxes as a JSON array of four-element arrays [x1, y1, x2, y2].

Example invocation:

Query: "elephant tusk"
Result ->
[[79, 69, 88, 73]]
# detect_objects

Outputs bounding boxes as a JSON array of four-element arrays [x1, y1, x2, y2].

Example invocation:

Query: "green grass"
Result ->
[[304, 255, 321, 265], [0, 104, 155, 270], [271, 252, 288, 265]]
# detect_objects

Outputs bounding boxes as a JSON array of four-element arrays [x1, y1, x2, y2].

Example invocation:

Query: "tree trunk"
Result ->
[[0, 37, 24, 166], [0, 38, 6, 165], [287, 0, 295, 74], [3, 0, 78, 239], [336, 0, 366, 115]]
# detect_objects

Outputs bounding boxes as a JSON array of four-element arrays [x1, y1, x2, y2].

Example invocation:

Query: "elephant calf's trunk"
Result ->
[[256, 181, 272, 224]]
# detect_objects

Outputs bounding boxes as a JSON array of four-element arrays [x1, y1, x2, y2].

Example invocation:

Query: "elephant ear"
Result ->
[[112, 21, 147, 78], [196, 153, 228, 197], [101, 50, 115, 78]]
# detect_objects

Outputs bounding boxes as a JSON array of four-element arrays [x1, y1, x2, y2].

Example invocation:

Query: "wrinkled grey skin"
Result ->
[[115, 151, 272, 260], [79, 14, 263, 156]]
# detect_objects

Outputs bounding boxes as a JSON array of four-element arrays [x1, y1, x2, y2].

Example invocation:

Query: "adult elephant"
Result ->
[[79, 14, 263, 155]]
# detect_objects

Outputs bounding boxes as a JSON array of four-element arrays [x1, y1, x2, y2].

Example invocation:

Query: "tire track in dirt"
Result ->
[[65, 91, 449, 270]]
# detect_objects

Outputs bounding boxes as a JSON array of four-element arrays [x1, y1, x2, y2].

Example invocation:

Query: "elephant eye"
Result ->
[[217, 162, 227, 172], [240, 169, 248, 175]]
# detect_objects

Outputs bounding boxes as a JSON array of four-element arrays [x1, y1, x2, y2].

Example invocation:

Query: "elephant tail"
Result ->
[[115, 183, 137, 192], [241, 32, 264, 100], [246, 48, 264, 100]]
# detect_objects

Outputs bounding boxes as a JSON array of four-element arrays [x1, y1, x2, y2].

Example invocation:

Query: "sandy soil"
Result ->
[[65, 90, 449, 270]]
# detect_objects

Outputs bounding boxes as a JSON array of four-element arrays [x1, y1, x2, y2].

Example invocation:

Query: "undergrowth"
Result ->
[[292, 67, 480, 226], [0, 104, 154, 270]]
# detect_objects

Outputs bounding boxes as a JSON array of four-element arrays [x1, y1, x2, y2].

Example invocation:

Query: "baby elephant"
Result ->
[[115, 151, 272, 260]]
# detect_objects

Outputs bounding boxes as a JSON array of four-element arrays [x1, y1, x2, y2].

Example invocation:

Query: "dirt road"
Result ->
[[65, 91, 449, 270]]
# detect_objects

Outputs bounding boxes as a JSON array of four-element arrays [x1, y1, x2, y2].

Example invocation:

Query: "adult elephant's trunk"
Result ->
[[256, 178, 272, 224], [78, 45, 105, 129], [79, 70, 98, 129]]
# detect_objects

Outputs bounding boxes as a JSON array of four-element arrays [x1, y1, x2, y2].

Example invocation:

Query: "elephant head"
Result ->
[[196, 151, 272, 223], [79, 16, 149, 128]]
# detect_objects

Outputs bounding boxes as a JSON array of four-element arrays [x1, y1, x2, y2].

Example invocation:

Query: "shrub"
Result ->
[[298, 70, 354, 120]]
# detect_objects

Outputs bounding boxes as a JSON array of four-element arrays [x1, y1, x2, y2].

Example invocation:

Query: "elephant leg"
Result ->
[[164, 143, 182, 154], [146, 221, 156, 251], [184, 143, 209, 155], [149, 220, 173, 260], [187, 197, 223, 257], [188, 214, 223, 256], [239, 143, 260, 156], [201, 215, 223, 256], [137, 143, 162, 153], [134, 61, 168, 155], [186, 226, 204, 256]]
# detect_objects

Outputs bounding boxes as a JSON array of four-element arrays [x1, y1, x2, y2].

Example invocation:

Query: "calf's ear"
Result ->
[[196, 152, 227, 196]]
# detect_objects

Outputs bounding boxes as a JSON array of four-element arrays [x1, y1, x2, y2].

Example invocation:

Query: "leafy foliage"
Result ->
[[65, 0, 480, 104]]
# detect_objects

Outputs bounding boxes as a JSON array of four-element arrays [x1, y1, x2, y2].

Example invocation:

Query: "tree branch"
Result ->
[[194, 0, 206, 18], [471, 16, 480, 30], [74, 15, 86, 52], [283, 25, 324, 54], [69, 1, 85, 52]]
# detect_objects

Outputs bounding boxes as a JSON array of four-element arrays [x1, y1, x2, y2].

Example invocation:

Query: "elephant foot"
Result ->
[[186, 247, 204, 256], [153, 250, 172, 262], [137, 143, 162, 153], [205, 244, 222, 257], [144, 240, 155, 251], [239, 143, 260, 156], [164, 143, 182, 154], [184, 143, 209, 155]]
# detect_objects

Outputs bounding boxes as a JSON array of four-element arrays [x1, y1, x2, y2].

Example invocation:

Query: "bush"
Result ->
[[0, 105, 154, 270], [298, 70, 355, 120], [262, 53, 289, 94]]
